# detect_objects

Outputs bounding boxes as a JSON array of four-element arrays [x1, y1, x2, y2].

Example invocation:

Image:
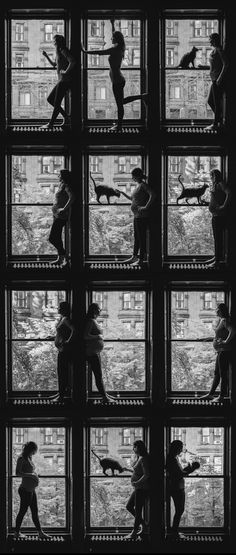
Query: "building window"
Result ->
[[134, 293, 144, 310], [119, 20, 129, 37], [132, 20, 140, 37], [15, 54, 24, 68], [91, 54, 100, 67], [41, 156, 51, 174], [11, 426, 67, 529], [90, 156, 100, 173], [169, 84, 181, 100], [166, 49, 174, 66], [90, 21, 102, 37], [169, 156, 180, 173], [213, 428, 223, 444], [56, 23, 64, 35], [123, 292, 131, 309], [118, 156, 127, 173], [15, 428, 24, 444], [95, 87, 106, 100], [169, 290, 225, 394], [188, 82, 197, 100], [214, 456, 222, 473], [39, 87, 48, 107], [202, 428, 210, 444], [133, 49, 140, 66], [194, 20, 203, 37], [19, 92, 31, 106], [15, 23, 24, 42], [93, 292, 104, 309], [122, 428, 131, 445], [44, 428, 53, 444], [206, 20, 215, 36], [14, 291, 29, 309], [172, 428, 182, 441], [203, 292, 213, 310], [44, 24, 53, 42], [166, 20, 174, 36], [94, 429, 107, 446]]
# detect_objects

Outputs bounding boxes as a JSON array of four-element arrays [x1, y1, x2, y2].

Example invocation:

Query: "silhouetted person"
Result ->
[[166, 440, 200, 540], [123, 167, 156, 266], [49, 169, 75, 266], [41, 34, 76, 128], [125, 440, 150, 539], [204, 33, 228, 131], [199, 303, 236, 402], [47, 301, 75, 401], [15, 442, 50, 539], [81, 19, 147, 132], [205, 169, 231, 268], [84, 303, 115, 403]]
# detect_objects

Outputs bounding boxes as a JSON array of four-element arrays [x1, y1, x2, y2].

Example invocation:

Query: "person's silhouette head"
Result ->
[[59, 301, 70, 317], [169, 440, 183, 457], [22, 441, 38, 458]]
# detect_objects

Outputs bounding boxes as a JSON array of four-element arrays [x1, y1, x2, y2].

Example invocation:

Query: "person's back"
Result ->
[[209, 47, 224, 81], [16, 455, 38, 492]]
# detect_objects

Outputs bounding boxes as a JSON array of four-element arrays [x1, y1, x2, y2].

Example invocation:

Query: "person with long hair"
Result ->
[[205, 169, 231, 269], [15, 442, 50, 539], [125, 440, 150, 539], [49, 169, 75, 266], [84, 303, 115, 404], [81, 19, 147, 132], [124, 167, 156, 266], [41, 34, 76, 129], [52, 301, 75, 401], [204, 33, 228, 131], [199, 303, 236, 402], [166, 440, 200, 540]]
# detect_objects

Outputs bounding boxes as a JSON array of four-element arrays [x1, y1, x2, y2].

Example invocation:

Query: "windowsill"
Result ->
[[84, 123, 146, 135], [8, 260, 70, 270], [8, 533, 70, 542], [165, 533, 225, 543], [167, 397, 230, 407], [85, 260, 148, 271], [163, 261, 228, 271], [88, 397, 149, 407], [85, 532, 149, 542], [162, 124, 225, 135], [7, 124, 66, 133], [9, 397, 72, 406]]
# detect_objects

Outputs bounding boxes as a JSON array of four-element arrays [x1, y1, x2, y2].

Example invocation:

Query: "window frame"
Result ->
[[162, 148, 227, 263], [160, 10, 224, 125], [6, 11, 68, 125], [165, 284, 231, 397], [87, 283, 151, 399], [6, 148, 70, 262], [6, 286, 71, 398], [8, 420, 71, 533], [166, 419, 230, 533], [81, 11, 147, 126]]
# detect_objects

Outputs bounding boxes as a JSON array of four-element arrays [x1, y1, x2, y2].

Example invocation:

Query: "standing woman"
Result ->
[[199, 303, 236, 402], [42, 34, 76, 129], [206, 169, 231, 268], [125, 440, 150, 539], [51, 301, 75, 402], [204, 33, 228, 131], [124, 168, 156, 266], [84, 303, 114, 403], [15, 442, 50, 539], [49, 169, 75, 266], [166, 441, 200, 539]]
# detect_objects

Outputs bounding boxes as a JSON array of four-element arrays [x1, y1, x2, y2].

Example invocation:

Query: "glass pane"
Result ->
[[11, 20, 65, 66], [12, 427, 65, 473], [12, 478, 66, 527], [91, 342, 145, 391], [87, 20, 141, 68], [171, 291, 225, 339], [12, 290, 66, 338], [12, 155, 65, 204], [170, 427, 224, 474], [165, 19, 219, 120], [12, 341, 58, 391], [89, 206, 133, 255], [171, 478, 224, 527], [168, 207, 214, 256], [12, 207, 57, 255], [89, 154, 142, 203], [92, 291, 145, 339], [11, 70, 65, 120], [90, 426, 144, 527], [167, 156, 221, 204], [87, 69, 141, 120], [171, 341, 217, 391]]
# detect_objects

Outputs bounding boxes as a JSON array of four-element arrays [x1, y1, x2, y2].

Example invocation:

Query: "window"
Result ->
[[203, 292, 213, 310], [169, 427, 225, 528], [44, 428, 53, 444], [44, 291, 63, 310], [206, 20, 215, 36], [95, 87, 106, 100], [122, 429, 131, 445], [132, 20, 140, 37], [213, 428, 223, 445], [166, 20, 174, 36], [188, 82, 197, 100], [172, 428, 182, 441], [169, 84, 181, 99], [56, 429, 65, 445], [134, 292, 143, 310], [15, 54, 24, 68], [123, 293, 131, 309], [90, 21, 102, 37], [169, 290, 225, 393], [15, 428, 24, 444], [94, 429, 107, 446], [44, 24, 53, 42], [11, 426, 67, 529], [39, 86, 48, 107], [166, 49, 174, 66], [118, 157, 127, 173], [202, 428, 210, 444], [133, 49, 140, 66], [120, 20, 129, 37], [90, 289, 147, 394], [90, 156, 100, 173], [14, 291, 29, 309], [15, 23, 24, 42], [19, 92, 31, 106], [194, 20, 202, 37], [56, 23, 64, 35], [42, 157, 51, 173], [91, 54, 100, 67], [165, 155, 221, 258]]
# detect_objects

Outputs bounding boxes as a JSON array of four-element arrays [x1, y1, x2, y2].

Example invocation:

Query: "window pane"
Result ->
[[90, 426, 144, 527], [12, 290, 66, 338], [171, 478, 224, 527], [92, 291, 145, 339], [12, 207, 57, 255], [89, 206, 133, 255], [12, 70, 65, 120], [171, 341, 216, 391], [12, 341, 58, 391], [12, 427, 66, 527], [11, 20, 65, 65], [87, 19, 141, 67], [171, 291, 224, 339], [91, 342, 145, 391], [166, 70, 213, 120], [87, 70, 141, 120]]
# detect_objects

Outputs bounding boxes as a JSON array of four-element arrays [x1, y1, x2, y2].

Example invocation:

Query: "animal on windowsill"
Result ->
[[91, 449, 133, 476], [176, 174, 209, 205], [90, 172, 130, 204], [177, 47, 199, 68]]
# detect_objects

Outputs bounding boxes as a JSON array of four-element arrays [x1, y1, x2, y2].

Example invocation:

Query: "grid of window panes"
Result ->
[[169, 427, 225, 528], [164, 154, 222, 259], [89, 426, 143, 528], [10, 155, 66, 257], [89, 290, 147, 393], [168, 289, 225, 393], [10, 426, 67, 529], [86, 19, 142, 121], [87, 154, 142, 257], [9, 290, 66, 393], [164, 19, 219, 121], [10, 19, 65, 120]]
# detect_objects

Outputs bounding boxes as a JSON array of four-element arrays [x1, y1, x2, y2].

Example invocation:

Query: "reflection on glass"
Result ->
[[90, 426, 143, 527], [91, 342, 145, 391], [12, 427, 66, 527]]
